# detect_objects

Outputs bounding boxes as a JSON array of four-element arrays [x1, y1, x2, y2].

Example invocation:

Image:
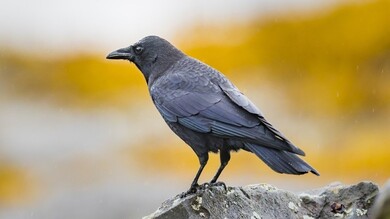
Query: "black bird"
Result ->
[[107, 36, 319, 195]]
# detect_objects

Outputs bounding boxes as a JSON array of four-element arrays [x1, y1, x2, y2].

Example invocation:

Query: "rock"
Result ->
[[372, 180, 390, 219], [143, 181, 379, 219]]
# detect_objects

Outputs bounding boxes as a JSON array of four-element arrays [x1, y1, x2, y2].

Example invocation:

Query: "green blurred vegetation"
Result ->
[[0, 0, 389, 202]]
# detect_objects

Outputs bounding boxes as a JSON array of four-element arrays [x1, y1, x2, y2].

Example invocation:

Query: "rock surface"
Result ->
[[372, 180, 390, 219], [143, 181, 379, 219]]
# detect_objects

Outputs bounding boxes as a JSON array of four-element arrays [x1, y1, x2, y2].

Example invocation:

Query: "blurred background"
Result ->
[[0, 0, 389, 218]]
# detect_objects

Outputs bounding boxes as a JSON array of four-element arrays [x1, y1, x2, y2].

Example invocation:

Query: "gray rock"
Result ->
[[143, 182, 379, 219], [372, 180, 390, 219]]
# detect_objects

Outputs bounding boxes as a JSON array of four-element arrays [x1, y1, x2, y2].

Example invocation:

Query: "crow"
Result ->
[[107, 35, 319, 195]]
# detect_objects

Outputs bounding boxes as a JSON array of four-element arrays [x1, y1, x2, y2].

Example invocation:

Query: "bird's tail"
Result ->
[[245, 143, 320, 176]]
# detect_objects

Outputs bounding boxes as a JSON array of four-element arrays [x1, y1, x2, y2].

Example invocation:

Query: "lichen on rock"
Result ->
[[144, 181, 379, 219]]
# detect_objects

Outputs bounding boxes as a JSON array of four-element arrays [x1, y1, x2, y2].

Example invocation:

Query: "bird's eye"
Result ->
[[134, 46, 144, 54]]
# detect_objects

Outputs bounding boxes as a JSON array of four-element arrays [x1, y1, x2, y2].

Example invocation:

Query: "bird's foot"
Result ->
[[199, 182, 210, 190], [180, 183, 199, 198], [209, 181, 227, 191], [179, 181, 227, 198]]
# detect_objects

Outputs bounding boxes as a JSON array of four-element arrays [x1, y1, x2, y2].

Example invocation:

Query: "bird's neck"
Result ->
[[145, 53, 185, 86]]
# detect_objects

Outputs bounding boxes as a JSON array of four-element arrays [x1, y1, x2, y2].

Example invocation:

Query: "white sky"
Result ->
[[0, 0, 332, 54]]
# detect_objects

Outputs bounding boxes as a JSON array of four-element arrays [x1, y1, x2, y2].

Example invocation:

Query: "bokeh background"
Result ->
[[1, 0, 389, 218]]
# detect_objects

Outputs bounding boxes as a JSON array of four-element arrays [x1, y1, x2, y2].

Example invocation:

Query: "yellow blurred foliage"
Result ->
[[0, 164, 33, 205], [0, 0, 389, 115], [0, 0, 389, 188], [123, 0, 390, 185], [0, 53, 148, 107], [180, 0, 390, 117], [128, 128, 390, 185]]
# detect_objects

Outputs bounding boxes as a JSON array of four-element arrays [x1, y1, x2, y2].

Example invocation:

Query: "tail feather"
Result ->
[[245, 143, 320, 176]]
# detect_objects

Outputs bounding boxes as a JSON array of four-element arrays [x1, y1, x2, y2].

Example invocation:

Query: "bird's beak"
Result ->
[[106, 46, 134, 61]]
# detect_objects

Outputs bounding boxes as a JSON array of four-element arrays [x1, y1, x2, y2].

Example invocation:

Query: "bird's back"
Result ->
[[149, 57, 305, 156]]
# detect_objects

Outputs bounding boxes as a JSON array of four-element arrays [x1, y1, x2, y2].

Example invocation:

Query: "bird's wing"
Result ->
[[218, 79, 264, 116], [152, 71, 258, 130], [151, 71, 304, 154], [219, 79, 293, 144]]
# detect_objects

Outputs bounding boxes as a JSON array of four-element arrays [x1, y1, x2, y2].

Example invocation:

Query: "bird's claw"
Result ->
[[180, 183, 199, 198], [180, 181, 227, 198], [199, 182, 210, 190], [209, 181, 227, 191]]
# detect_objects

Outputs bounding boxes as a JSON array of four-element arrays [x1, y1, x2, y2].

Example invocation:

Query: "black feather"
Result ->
[[245, 143, 319, 176], [107, 36, 320, 192]]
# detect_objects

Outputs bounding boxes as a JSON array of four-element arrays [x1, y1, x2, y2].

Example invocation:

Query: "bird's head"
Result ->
[[106, 35, 185, 83]]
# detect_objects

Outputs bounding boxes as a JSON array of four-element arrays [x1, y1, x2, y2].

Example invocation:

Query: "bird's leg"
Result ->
[[181, 153, 209, 198], [210, 148, 230, 190]]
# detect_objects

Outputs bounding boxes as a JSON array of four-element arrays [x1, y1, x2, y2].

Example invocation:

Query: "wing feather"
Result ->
[[151, 66, 304, 155]]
